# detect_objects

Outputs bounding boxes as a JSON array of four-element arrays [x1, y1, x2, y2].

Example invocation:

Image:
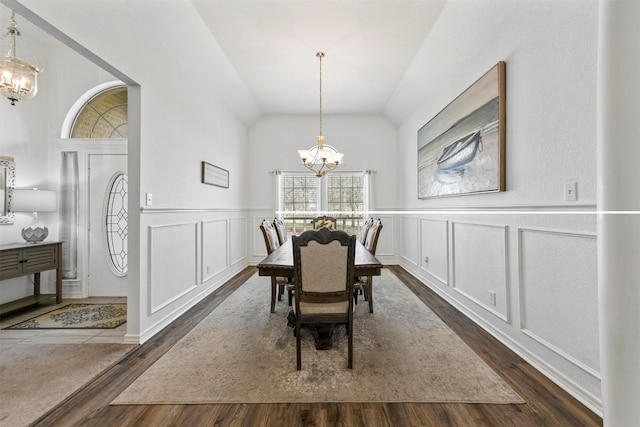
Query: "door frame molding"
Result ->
[[53, 139, 127, 298]]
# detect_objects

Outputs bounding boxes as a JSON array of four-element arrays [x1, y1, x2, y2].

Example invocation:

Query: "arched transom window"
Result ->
[[70, 85, 128, 138]]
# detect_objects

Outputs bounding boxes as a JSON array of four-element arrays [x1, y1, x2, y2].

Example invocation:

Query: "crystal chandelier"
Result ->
[[0, 11, 40, 106], [298, 52, 343, 177]]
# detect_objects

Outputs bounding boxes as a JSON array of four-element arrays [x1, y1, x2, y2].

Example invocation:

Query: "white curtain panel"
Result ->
[[365, 170, 376, 216]]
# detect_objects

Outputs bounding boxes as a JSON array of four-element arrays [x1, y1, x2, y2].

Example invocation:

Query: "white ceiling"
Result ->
[[192, 0, 445, 116], [1, 0, 445, 123]]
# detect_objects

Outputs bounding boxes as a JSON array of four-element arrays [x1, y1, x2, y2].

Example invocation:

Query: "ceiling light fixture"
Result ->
[[298, 52, 343, 177], [0, 11, 40, 106]]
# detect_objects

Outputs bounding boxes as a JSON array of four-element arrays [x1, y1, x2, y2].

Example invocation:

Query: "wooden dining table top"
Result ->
[[256, 239, 383, 278]]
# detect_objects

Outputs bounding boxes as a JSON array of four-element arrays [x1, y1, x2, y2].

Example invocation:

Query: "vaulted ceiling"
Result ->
[[192, 1, 445, 118], [2, 0, 445, 125]]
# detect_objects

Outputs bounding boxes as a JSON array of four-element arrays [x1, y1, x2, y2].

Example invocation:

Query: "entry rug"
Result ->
[[113, 270, 523, 404], [5, 303, 127, 329]]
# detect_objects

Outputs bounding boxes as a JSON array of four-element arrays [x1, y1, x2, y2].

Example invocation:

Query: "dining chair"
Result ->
[[358, 217, 374, 245], [354, 218, 383, 313], [259, 219, 288, 313], [273, 217, 295, 305], [273, 217, 288, 245], [312, 215, 337, 229], [292, 227, 356, 370]]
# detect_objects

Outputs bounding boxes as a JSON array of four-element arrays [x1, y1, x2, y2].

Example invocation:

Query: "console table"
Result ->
[[0, 241, 62, 314]]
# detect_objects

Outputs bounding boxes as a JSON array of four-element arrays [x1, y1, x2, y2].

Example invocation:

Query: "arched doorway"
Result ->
[[60, 82, 128, 297]]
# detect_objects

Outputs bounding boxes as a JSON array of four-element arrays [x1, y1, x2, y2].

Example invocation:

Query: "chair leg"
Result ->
[[367, 276, 374, 313], [347, 317, 353, 369], [278, 284, 284, 301], [296, 323, 302, 370], [270, 277, 277, 313]]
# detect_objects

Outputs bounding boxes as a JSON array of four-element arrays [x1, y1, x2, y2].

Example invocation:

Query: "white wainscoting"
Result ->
[[518, 227, 599, 378], [148, 222, 198, 315], [201, 219, 228, 282], [138, 209, 249, 345], [229, 216, 248, 266], [451, 221, 509, 321], [419, 218, 449, 286], [399, 209, 602, 415], [400, 216, 419, 266]]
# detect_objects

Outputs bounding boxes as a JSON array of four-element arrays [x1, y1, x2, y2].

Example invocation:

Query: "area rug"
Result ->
[[112, 270, 523, 405], [0, 342, 135, 427], [4, 303, 127, 329]]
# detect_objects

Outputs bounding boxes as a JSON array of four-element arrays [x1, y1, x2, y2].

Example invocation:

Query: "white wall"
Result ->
[[0, 5, 81, 302], [246, 114, 399, 265], [247, 114, 398, 209], [9, 0, 254, 343], [396, 0, 601, 414]]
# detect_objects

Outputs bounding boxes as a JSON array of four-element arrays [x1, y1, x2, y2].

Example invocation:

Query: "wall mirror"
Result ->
[[0, 156, 16, 224]]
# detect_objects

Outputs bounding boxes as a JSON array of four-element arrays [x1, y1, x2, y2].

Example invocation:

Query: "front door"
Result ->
[[88, 154, 128, 296]]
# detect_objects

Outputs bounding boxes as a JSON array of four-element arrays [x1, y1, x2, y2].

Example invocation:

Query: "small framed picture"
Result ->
[[201, 161, 229, 188]]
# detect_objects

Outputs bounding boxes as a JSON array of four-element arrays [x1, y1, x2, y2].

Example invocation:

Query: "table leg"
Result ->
[[270, 276, 277, 313]]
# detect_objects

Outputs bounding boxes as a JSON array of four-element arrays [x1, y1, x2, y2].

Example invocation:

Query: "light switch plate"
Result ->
[[564, 182, 577, 201]]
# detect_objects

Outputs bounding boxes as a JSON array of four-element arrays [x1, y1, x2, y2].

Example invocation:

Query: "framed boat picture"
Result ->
[[418, 61, 506, 199]]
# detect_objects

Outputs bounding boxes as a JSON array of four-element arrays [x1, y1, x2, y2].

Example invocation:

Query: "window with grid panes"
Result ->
[[280, 172, 366, 237], [282, 174, 318, 234], [327, 174, 365, 235]]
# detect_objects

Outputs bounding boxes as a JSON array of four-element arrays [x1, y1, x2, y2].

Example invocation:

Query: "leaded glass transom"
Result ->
[[106, 173, 128, 276], [71, 86, 128, 138]]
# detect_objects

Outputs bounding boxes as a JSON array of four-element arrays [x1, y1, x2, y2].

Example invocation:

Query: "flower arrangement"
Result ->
[[316, 219, 334, 229]]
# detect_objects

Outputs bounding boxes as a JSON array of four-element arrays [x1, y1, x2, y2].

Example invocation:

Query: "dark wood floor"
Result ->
[[34, 266, 602, 426]]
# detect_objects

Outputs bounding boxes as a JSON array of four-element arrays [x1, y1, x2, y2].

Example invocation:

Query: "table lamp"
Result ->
[[11, 188, 57, 243]]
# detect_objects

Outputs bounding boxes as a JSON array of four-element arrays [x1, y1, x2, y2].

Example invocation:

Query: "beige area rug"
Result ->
[[0, 342, 135, 427], [113, 270, 523, 405], [5, 303, 127, 329]]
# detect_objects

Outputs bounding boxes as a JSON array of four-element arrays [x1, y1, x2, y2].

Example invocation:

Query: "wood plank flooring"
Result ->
[[34, 266, 602, 426]]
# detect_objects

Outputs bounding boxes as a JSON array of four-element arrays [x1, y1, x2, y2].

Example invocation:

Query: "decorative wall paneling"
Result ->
[[139, 208, 248, 344], [148, 222, 198, 314], [201, 219, 229, 282], [229, 217, 248, 266], [518, 227, 599, 378], [399, 210, 601, 415], [419, 218, 449, 286], [451, 221, 509, 322], [400, 216, 420, 266]]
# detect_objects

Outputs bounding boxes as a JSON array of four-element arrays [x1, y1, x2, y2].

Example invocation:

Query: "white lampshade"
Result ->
[[11, 188, 57, 213]]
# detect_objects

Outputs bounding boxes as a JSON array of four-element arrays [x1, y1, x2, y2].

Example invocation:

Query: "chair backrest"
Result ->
[[358, 217, 374, 244], [293, 227, 356, 308], [273, 217, 287, 245], [312, 215, 337, 229], [259, 219, 280, 254], [364, 218, 383, 255]]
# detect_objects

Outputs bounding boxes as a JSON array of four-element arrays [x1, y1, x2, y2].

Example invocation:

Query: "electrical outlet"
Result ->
[[564, 182, 577, 201], [146, 193, 153, 205]]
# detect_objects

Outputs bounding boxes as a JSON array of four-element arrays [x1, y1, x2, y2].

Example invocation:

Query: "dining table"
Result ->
[[256, 238, 383, 349], [257, 238, 383, 278]]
